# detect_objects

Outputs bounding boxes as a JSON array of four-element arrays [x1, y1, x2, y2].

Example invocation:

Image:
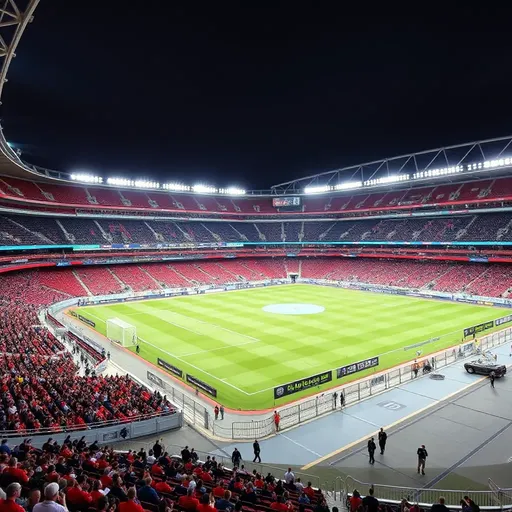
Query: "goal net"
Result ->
[[106, 318, 137, 347]]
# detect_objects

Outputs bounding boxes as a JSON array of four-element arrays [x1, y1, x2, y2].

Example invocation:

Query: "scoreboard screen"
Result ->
[[272, 196, 301, 208]]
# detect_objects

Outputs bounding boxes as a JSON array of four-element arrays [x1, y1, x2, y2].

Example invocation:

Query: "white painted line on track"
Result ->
[[279, 434, 322, 458]]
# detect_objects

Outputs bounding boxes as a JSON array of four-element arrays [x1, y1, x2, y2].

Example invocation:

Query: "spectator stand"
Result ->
[[115, 441, 322, 490]]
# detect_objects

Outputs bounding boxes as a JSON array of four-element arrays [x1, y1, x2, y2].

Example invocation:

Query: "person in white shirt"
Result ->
[[146, 450, 156, 465], [33, 483, 67, 512], [295, 478, 304, 492], [284, 468, 295, 485]]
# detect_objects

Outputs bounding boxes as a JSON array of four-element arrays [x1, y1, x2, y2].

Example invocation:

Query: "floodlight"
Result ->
[[222, 187, 246, 195], [192, 184, 217, 194], [334, 181, 363, 190], [134, 180, 160, 189], [304, 185, 331, 194], [107, 177, 134, 187], [70, 173, 103, 184], [162, 183, 190, 191]]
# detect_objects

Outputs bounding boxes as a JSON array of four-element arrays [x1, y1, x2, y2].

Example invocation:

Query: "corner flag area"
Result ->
[[71, 284, 508, 410]]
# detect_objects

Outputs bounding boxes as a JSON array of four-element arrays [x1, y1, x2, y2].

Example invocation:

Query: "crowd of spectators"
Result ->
[[0, 438, 328, 512], [0, 300, 175, 435]]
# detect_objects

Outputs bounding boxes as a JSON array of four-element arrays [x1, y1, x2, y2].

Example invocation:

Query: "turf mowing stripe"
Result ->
[[137, 335, 250, 395]]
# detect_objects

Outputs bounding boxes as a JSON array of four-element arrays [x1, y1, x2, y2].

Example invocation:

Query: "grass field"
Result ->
[[72, 284, 508, 410]]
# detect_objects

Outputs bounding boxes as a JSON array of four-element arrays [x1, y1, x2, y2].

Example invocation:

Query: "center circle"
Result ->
[[262, 303, 325, 315]]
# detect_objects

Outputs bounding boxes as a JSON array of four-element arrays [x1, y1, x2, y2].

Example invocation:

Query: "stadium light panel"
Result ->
[[364, 174, 409, 187], [193, 184, 217, 194], [304, 185, 332, 194], [162, 183, 191, 192], [334, 181, 363, 190], [134, 180, 160, 189], [107, 177, 135, 187], [70, 173, 103, 184], [221, 187, 246, 195]]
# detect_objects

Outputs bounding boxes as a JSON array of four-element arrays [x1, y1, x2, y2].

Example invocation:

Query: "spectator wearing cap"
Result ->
[[33, 482, 67, 512], [118, 487, 144, 512], [0, 483, 24, 512]]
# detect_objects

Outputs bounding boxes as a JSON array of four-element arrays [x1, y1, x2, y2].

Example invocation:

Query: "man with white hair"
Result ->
[[0, 482, 24, 512], [33, 482, 67, 512]]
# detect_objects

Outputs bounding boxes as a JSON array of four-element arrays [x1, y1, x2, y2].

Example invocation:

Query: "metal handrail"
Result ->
[[0, 410, 176, 438]]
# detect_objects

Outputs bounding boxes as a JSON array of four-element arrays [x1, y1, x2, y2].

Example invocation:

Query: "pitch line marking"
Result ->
[[78, 313, 250, 396], [137, 336, 250, 395], [180, 340, 260, 357], [119, 309, 260, 341]]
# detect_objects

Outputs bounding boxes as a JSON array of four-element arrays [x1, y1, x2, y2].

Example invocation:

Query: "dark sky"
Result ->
[[3, 2, 512, 189]]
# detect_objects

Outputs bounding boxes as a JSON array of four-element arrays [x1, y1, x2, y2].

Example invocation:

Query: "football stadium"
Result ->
[[0, 3, 512, 512]]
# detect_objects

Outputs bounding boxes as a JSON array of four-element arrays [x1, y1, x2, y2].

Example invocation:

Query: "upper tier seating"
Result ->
[[3, 176, 512, 214], [2, 212, 512, 246]]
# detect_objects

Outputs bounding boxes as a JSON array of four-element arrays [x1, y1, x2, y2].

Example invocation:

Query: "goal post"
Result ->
[[106, 318, 137, 347]]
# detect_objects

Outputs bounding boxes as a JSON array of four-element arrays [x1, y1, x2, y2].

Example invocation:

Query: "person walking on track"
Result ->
[[253, 440, 261, 463], [490, 371, 496, 388], [417, 444, 428, 475], [378, 428, 387, 455], [367, 437, 376, 465]]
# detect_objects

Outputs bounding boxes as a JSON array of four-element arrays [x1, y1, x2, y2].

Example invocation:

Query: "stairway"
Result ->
[[56, 220, 75, 243], [72, 270, 92, 296], [108, 268, 127, 289]]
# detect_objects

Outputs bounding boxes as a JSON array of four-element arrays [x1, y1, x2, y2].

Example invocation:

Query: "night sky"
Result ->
[[3, 2, 512, 189]]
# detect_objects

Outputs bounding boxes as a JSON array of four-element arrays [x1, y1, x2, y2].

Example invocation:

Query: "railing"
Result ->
[[0, 410, 177, 439], [344, 475, 512, 510]]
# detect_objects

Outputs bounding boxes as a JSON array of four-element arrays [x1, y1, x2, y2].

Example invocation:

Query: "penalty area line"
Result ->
[[180, 339, 260, 357], [137, 336, 251, 396]]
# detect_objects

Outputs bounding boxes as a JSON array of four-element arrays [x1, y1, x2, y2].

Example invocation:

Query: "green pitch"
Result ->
[[72, 284, 508, 410]]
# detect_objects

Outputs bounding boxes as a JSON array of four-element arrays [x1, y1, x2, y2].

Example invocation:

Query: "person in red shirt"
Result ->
[[213, 483, 225, 498], [66, 476, 93, 507], [179, 488, 200, 511], [0, 483, 25, 512], [2, 458, 29, 484], [151, 463, 164, 477], [201, 470, 213, 483], [118, 487, 144, 512], [270, 496, 289, 512], [273, 411, 281, 432], [154, 479, 173, 494], [349, 490, 362, 512], [100, 468, 113, 489], [304, 482, 316, 500], [196, 493, 217, 512], [45, 465, 59, 483], [90, 480, 104, 507]]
